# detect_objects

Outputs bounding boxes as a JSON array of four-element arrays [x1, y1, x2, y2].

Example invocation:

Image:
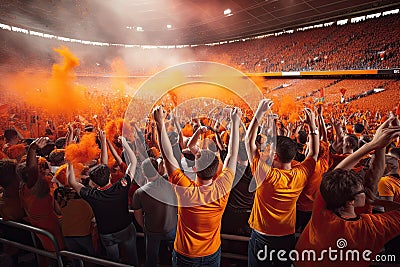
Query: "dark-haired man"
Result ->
[[295, 117, 400, 267], [245, 99, 319, 267], [153, 105, 241, 267], [67, 136, 138, 266], [132, 157, 177, 267]]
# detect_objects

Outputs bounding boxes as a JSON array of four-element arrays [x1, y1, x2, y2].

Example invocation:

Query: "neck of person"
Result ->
[[196, 177, 213, 186], [97, 181, 112, 190], [338, 206, 357, 219], [273, 161, 291, 170]]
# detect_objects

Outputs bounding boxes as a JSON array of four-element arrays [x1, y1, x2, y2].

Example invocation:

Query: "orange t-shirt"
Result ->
[[169, 168, 234, 257], [378, 175, 400, 203], [249, 154, 316, 236], [295, 193, 400, 267], [20, 179, 65, 251], [297, 141, 330, 212]]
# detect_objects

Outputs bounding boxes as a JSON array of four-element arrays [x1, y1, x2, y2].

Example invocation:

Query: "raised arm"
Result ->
[[187, 126, 207, 156], [107, 139, 123, 165], [223, 107, 242, 171], [171, 113, 185, 150], [98, 129, 108, 165], [26, 137, 48, 188], [130, 123, 147, 161], [153, 106, 180, 176], [330, 117, 344, 153], [335, 117, 400, 171], [316, 105, 328, 142], [121, 136, 137, 180], [303, 108, 319, 162], [363, 147, 385, 202], [66, 124, 74, 146], [67, 162, 84, 195], [245, 99, 273, 164]]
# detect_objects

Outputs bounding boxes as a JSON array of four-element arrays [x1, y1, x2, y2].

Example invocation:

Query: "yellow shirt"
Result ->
[[297, 141, 330, 212], [249, 155, 316, 235], [378, 175, 400, 203], [170, 168, 234, 257]]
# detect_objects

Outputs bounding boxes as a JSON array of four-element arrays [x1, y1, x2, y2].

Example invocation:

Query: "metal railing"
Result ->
[[0, 218, 133, 267]]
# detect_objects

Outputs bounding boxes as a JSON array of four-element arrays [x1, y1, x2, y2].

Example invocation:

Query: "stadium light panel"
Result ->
[[224, 9, 232, 16]]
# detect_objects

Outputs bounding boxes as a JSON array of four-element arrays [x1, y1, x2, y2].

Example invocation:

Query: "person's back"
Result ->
[[295, 170, 400, 267], [67, 135, 139, 266], [296, 117, 400, 267], [54, 186, 95, 267], [296, 140, 330, 232], [132, 157, 177, 267], [222, 141, 254, 236], [79, 168, 132, 235], [245, 100, 319, 267], [133, 177, 177, 233], [153, 106, 241, 266], [18, 138, 65, 258], [170, 151, 234, 257]]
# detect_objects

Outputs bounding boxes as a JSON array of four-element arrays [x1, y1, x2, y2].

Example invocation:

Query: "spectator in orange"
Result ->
[[245, 99, 319, 267], [153, 105, 241, 266], [18, 137, 65, 266], [295, 117, 400, 267]]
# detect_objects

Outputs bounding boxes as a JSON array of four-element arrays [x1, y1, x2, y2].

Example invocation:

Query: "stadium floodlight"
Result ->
[[224, 8, 232, 16]]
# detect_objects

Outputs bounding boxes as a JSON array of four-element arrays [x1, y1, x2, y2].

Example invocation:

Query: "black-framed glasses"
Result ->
[[352, 189, 366, 197]]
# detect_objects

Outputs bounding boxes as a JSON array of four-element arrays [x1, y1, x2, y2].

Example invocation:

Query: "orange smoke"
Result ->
[[111, 58, 129, 96], [274, 95, 300, 123], [65, 133, 100, 166], [2, 46, 88, 118], [46, 46, 85, 115], [54, 164, 67, 186], [105, 118, 124, 141]]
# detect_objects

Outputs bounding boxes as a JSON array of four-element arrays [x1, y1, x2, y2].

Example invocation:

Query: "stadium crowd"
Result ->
[[0, 8, 399, 267], [0, 85, 400, 267], [0, 13, 399, 75]]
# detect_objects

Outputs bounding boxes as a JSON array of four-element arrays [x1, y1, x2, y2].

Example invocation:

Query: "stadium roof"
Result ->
[[1, 0, 399, 45]]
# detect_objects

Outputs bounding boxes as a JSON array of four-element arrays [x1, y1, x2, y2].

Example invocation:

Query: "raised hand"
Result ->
[[152, 106, 166, 124], [198, 125, 208, 134], [369, 117, 400, 149], [31, 137, 49, 150], [98, 129, 106, 143], [231, 107, 242, 123], [302, 108, 316, 127], [256, 99, 273, 114]]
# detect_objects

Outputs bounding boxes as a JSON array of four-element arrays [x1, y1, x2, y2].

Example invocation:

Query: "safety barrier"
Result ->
[[0, 218, 133, 267], [2, 217, 398, 266]]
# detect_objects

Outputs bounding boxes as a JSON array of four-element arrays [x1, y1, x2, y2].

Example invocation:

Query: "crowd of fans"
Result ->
[[0, 8, 399, 267], [1, 13, 399, 75], [0, 81, 399, 266]]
